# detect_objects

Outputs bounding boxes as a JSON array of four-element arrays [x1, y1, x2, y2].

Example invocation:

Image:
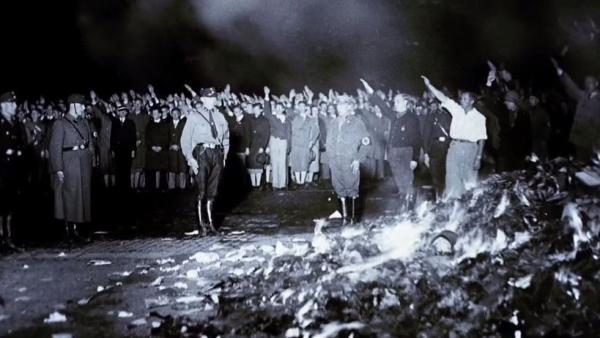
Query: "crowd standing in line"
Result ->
[[0, 58, 599, 247]]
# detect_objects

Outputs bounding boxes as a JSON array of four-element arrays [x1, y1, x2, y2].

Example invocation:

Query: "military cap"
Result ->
[[199, 87, 217, 98], [0, 91, 16, 103], [67, 93, 88, 105]]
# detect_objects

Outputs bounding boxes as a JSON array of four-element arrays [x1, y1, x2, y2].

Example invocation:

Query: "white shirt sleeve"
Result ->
[[440, 99, 463, 118]]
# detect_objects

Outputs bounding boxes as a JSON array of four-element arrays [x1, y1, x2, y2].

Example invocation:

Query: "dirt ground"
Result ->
[[0, 176, 407, 337]]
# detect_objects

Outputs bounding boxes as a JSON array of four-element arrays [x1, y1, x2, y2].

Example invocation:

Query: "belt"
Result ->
[[63, 144, 89, 152], [199, 143, 219, 149], [452, 139, 475, 144]]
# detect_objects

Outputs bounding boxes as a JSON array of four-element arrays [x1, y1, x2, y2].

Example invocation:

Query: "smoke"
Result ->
[[188, 0, 418, 92]]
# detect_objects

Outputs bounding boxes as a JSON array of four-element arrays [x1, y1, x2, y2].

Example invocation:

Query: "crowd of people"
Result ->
[[1, 58, 599, 246]]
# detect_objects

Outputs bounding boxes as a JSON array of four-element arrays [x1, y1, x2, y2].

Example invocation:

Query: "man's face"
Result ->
[[584, 76, 598, 93], [171, 109, 180, 120], [31, 109, 40, 121], [528, 96, 539, 107], [72, 103, 85, 117], [504, 101, 518, 112], [274, 104, 284, 115], [460, 93, 474, 110], [118, 109, 128, 119], [327, 105, 337, 117], [201, 97, 216, 110], [151, 109, 161, 120], [1, 102, 17, 116], [393, 95, 407, 114], [336, 102, 353, 117], [233, 107, 243, 117], [253, 105, 262, 116]]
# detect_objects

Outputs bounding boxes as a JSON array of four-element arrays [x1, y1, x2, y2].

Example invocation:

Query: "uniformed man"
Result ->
[[422, 76, 487, 199], [326, 94, 371, 224], [49, 94, 95, 240], [361, 79, 421, 210], [0, 91, 25, 248], [180, 87, 230, 236], [422, 100, 452, 199]]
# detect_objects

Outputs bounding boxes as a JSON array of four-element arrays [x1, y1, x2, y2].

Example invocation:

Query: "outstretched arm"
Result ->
[[421, 76, 449, 104]]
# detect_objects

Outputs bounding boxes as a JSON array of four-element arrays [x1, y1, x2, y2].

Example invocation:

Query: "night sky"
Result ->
[[1, 0, 599, 99]]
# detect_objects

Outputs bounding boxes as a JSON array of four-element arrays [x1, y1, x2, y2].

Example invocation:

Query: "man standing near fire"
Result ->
[[180, 87, 230, 236], [422, 76, 487, 199]]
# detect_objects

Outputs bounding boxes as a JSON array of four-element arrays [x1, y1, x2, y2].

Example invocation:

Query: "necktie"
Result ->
[[208, 110, 218, 139]]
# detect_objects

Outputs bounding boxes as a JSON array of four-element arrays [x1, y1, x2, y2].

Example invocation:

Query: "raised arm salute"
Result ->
[[422, 76, 487, 199], [550, 58, 600, 161]]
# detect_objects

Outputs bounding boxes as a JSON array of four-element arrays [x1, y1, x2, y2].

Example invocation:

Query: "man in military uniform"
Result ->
[[0, 91, 25, 248], [180, 88, 230, 236], [361, 79, 421, 211], [422, 100, 452, 200], [326, 94, 371, 224], [49, 94, 95, 240]]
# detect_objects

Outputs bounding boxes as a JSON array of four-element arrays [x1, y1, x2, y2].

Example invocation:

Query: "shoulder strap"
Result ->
[[63, 118, 87, 142]]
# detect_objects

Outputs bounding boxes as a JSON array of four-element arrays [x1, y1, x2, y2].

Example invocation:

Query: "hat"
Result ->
[[0, 91, 16, 103], [117, 106, 129, 113], [67, 94, 88, 105], [504, 90, 520, 104], [199, 87, 217, 98], [255, 152, 270, 166]]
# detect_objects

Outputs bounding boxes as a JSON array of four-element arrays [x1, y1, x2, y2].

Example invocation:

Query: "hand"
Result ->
[[57, 171, 65, 183], [147, 84, 155, 94], [190, 160, 199, 175], [245, 148, 250, 156], [421, 75, 431, 86], [423, 154, 430, 168], [136, 139, 142, 146], [410, 160, 418, 170], [265, 147, 270, 154], [550, 57, 563, 76], [131, 150, 135, 159], [258, 147, 264, 153], [350, 160, 360, 175], [111, 151, 115, 158], [5, 149, 14, 156], [170, 144, 179, 151], [184, 84, 197, 97], [486, 69, 496, 87], [360, 78, 374, 95], [264, 86, 271, 99]]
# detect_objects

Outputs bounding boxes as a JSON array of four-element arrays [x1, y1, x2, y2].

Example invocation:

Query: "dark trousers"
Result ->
[[193, 145, 224, 201], [429, 147, 448, 196], [114, 151, 132, 191], [388, 147, 414, 195]]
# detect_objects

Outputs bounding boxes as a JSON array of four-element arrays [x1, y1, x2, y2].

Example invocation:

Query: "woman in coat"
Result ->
[[145, 106, 169, 191], [167, 108, 188, 190], [244, 103, 270, 190], [289, 101, 318, 187]]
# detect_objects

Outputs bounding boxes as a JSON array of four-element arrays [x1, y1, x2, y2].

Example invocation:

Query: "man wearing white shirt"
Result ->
[[422, 76, 487, 199]]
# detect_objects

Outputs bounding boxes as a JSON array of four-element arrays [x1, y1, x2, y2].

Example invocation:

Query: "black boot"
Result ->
[[340, 197, 348, 225], [350, 197, 358, 224], [206, 200, 218, 234], [197, 201, 208, 237]]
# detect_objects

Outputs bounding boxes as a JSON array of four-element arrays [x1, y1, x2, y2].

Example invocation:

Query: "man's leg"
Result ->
[[194, 151, 209, 235], [205, 149, 224, 232], [444, 142, 463, 199]]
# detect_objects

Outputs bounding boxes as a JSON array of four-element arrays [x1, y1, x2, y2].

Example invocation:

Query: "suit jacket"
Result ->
[[110, 118, 137, 155]]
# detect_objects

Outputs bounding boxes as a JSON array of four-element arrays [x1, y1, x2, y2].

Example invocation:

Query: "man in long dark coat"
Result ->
[[0, 91, 25, 248], [110, 106, 137, 191], [167, 107, 188, 190], [49, 94, 95, 239]]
